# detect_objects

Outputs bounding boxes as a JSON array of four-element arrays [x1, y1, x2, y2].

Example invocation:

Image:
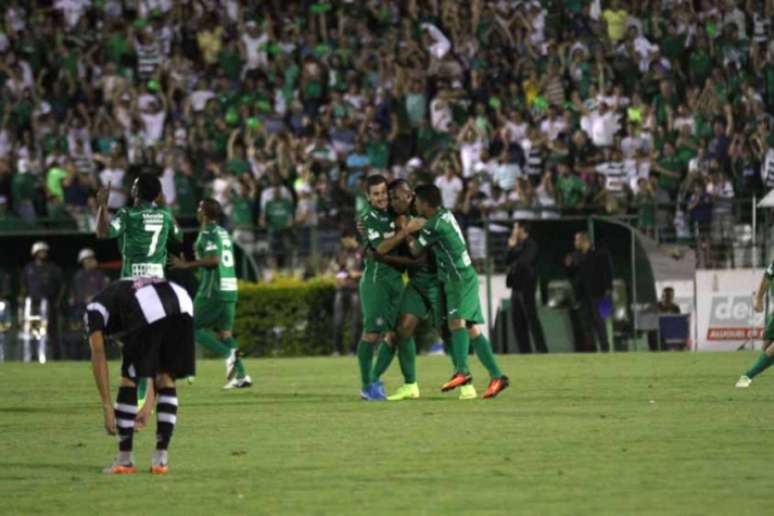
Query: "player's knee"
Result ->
[[219, 330, 232, 339], [397, 319, 417, 339], [361, 332, 379, 344], [156, 373, 174, 388], [467, 325, 480, 338], [119, 377, 136, 387], [447, 319, 465, 331]]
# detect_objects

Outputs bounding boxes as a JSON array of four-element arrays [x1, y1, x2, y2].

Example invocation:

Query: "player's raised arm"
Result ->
[[95, 187, 112, 239]]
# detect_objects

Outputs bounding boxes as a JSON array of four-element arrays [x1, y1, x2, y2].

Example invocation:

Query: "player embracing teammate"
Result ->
[[356, 176, 509, 400]]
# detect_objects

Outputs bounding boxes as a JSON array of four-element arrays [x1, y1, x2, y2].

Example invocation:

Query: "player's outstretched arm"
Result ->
[[169, 254, 219, 270], [95, 187, 111, 239], [88, 331, 115, 435]]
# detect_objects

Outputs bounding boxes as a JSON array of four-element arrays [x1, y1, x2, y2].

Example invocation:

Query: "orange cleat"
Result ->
[[150, 465, 169, 474], [104, 464, 137, 474], [441, 373, 472, 392], [482, 376, 510, 399]]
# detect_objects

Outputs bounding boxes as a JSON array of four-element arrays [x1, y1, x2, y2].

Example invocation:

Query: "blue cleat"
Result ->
[[360, 382, 386, 401]]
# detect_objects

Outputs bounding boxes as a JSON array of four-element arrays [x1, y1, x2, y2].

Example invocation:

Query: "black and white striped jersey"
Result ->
[[85, 278, 193, 338]]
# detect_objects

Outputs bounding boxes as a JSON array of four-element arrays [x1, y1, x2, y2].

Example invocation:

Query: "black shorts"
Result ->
[[120, 314, 195, 380]]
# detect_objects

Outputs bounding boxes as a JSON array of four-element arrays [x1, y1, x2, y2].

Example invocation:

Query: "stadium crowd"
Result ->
[[0, 0, 772, 269]]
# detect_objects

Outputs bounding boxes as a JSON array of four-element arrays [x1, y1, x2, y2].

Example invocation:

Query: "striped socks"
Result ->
[[115, 386, 138, 454], [155, 387, 178, 451]]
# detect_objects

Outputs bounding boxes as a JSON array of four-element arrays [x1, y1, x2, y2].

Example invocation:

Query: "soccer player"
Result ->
[[170, 199, 252, 389], [736, 263, 774, 388], [402, 184, 509, 399], [96, 173, 182, 404], [85, 277, 195, 474], [368, 179, 438, 401], [357, 175, 405, 400], [96, 173, 181, 279]]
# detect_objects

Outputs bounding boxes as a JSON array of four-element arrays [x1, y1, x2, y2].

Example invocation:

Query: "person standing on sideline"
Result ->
[[564, 232, 613, 352], [506, 222, 547, 353]]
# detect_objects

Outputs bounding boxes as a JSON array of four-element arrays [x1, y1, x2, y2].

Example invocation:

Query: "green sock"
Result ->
[[137, 378, 148, 402], [746, 352, 774, 379], [195, 329, 231, 357], [223, 336, 247, 379], [471, 333, 503, 379], [357, 340, 375, 388], [397, 337, 417, 384], [371, 342, 396, 381], [450, 328, 470, 374]]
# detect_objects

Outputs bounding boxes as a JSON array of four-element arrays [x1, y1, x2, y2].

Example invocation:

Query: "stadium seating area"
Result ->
[[0, 0, 772, 266]]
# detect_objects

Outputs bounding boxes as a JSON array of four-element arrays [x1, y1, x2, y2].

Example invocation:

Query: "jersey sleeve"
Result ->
[[84, 300, 110, 336], [107, 209, 126, 238], [361, 212, 384, 248], [166, 211, 182, 241]]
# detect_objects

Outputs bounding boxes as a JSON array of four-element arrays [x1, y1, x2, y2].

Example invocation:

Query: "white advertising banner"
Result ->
[[695, 269, 765, 351]]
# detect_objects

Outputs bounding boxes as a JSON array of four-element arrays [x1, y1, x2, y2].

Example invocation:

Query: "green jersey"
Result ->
[[194, 223, 238, 302], [264, 198, 294, 231], [108, 201, 181, 278], [415, 208, 474, 281], [359, 205, 402, 283]]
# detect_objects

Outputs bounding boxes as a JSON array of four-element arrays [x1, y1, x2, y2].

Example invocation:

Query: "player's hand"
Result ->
[[405, 217, 426, 233], [169, 254, 187, 269], [754, 298, 764, 313], [95, 187, 109, 207], [103, 404, 117, 435], [395, 214, 408, 229], [135, 403, 152, 431]]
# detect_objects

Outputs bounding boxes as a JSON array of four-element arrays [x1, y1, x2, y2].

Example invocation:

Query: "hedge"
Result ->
[[233, 277, 336, 357]]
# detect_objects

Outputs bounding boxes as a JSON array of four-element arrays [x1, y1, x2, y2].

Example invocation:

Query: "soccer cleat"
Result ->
[[225, 349, 238, 381], [441, 373, 472, 392], [483, 376, 510, 399], [223, 375, 253, 390], [103, 454, 137, 475], [151, 450, 168, 474], [735, 375, 752, 388], [458, 384, 477, 400], [387, 383, 420, 401], [360, 382, 386, 401]]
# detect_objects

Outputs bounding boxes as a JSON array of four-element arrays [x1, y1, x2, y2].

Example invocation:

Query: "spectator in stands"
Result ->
[[506, 221, 547, 354], [565, 232, 613, 352]]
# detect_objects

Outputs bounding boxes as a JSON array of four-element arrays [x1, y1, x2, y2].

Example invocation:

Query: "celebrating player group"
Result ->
[[357, 175, 510, 401]]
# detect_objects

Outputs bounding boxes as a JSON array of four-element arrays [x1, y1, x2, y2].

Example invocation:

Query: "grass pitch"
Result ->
[[0, 352, 770, 515]]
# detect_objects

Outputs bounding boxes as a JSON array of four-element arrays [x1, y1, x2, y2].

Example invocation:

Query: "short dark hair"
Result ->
[[388, 178, 410, 192], [201, 198, 222, 220], [365, 174, 387, 194], [517, 221, 532, 235], [136, 173, 162, 202], [414, 183, 442, 208]]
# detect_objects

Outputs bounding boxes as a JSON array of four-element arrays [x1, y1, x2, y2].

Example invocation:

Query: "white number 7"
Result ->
[[145, 224, 163, 256]]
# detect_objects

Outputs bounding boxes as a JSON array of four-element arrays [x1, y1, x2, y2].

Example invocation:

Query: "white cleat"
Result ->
[[223, 375, 253, 390], [735, 375, 752, 388], [225, 349, 238, 380]]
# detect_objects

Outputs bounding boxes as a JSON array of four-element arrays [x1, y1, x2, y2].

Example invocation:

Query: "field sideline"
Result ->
[[0, 352, 771, 515]]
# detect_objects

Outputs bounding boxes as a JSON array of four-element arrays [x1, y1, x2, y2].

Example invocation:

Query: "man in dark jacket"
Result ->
[[564, 231, 613, 352], [506, 222, 547, 353]]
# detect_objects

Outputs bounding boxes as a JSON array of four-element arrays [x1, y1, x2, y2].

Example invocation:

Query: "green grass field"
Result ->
[[0, 352, 771, 515]]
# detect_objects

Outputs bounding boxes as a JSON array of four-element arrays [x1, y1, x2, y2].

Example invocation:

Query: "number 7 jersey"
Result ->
[[108, 202, 181, 279], [194, 223, 238, 301]]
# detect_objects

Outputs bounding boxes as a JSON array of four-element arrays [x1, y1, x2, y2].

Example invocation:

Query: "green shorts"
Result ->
[[194, 297, 236, 332], [359, 275, 404, 334], [764, 317, 774, 341], [442, 268, 484, 325], [400, 281, 441, 326]]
